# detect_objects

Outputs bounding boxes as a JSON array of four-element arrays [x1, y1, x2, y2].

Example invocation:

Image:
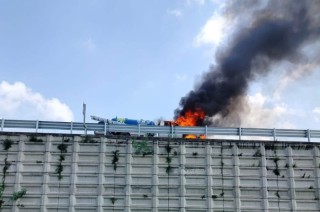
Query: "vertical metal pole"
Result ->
[[308, 129, 311, 142], [313, 147, 320, 210], [1, 118, 4, 131], [205, 125, 208, 138], [36, 120, 39, 133], [171, 125, 173, 138], [152, 140, 159, 212], [287, 146, 297, 210], [138, 124, 141, 136], [69, 136, 78, 211], [83, 102, 87, 135], [260, 145, 269, 211], [125, 140, 132, 212], [97, 137, 105, 211], [70, 121, 73, 134], [233, 144, 241, 211], [239, 127, 242, 140], [104, 122, 107, 136], [180, 142, 186, 211], [206, 143, 213, 211], [273, 128, 276, 141]]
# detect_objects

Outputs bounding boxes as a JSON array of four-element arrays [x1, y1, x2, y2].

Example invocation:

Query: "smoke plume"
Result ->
[[174, 0, 320, 126]]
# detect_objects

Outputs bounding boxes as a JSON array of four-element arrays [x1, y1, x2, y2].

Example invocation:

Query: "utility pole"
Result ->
[[83, 102, 87, 135]]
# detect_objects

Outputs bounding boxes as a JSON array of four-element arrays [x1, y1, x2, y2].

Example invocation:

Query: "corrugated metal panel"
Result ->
[[0, 134, 320, 211]]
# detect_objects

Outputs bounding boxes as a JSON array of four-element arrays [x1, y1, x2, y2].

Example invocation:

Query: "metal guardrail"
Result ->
[[1, 118, 320, 142]]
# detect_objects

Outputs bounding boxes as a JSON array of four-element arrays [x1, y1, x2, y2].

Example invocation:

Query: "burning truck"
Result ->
[[91, 115, 156, 136], [159, 108, 206, 139], [91, 108, 206, 139]]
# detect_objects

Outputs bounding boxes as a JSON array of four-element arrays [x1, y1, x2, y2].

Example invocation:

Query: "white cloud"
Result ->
[[0, 81, 73, 121], [168, 9, 182, 17], [240, 93, 296, 129], [193, 13, 227, 48]]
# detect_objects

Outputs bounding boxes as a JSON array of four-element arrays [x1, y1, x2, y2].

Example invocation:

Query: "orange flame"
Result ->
[[176, 108, 205, 126], [175, 108, 206, 139], [184, 134, 197, 139]]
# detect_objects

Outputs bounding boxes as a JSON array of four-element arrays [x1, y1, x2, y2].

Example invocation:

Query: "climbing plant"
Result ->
[[12, 188, 27, 201], [132, 139, 153, 157], [29, 136, 43, 142], [82, 136, 96, 143], [0, 139, 13, 209], [219, 144, 225, 204], [0, 139, 27, 210], [56, 143, 68, 180], [253, 149, 262, 157], [272, 148, 281, 210], [212, 144, 226, 203], [3, 139, 12, 151], [165, 144, 173, 174], [111, 150, 120, 171]]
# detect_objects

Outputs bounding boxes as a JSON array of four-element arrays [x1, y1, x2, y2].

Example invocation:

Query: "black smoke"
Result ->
[[174, 0, 320, 126]]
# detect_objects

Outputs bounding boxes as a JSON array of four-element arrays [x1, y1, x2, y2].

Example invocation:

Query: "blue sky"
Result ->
[[1, 0, 320, 129]]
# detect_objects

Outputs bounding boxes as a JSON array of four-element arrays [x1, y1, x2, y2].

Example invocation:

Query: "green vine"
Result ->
[[0, 139, 27, 210], [0, 185, 4, 209], [219, 144, 225, 204], [253, 149, 262, 157], [110, 197, 116, 204], [272, 149, 281, 210], [272, 156, 280, 176], [82, 136, 96, 143], [56, 143, 68, 180], [12, 188, 27, 201], [275, 190, 280, 199], [132, 139, 153, 157], [29, 136, 43, 142], [165, 144, 172, 154], [211, 194, 218, 199], [165, 144, 173, 174], [0, 139, 13, 209], [112, 150, 120, 171], [3, 139, 13, 151]]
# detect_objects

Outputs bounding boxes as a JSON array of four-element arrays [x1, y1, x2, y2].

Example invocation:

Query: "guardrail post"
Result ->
[[1, 118, 4, 131], [308, 129, 311, 142], [273, 128, 276, 141], [239, 127, 242, 140], [84, 124, 87, 135], [138, 124, 141, 136], [205, 125, 207, 138], [70, 122, 73, 134], [36, 120, 39, 133], [171, 125, 174, 138], [104, 122, 107, 136]]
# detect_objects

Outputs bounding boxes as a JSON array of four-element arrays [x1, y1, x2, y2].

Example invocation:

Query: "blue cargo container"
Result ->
[[91, 115, 155, 136], [110, 117, 155, 126]]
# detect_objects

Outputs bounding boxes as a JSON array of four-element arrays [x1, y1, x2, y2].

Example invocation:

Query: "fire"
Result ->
[[175, 108, 206, 139], [176, 108, 205, 126]]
